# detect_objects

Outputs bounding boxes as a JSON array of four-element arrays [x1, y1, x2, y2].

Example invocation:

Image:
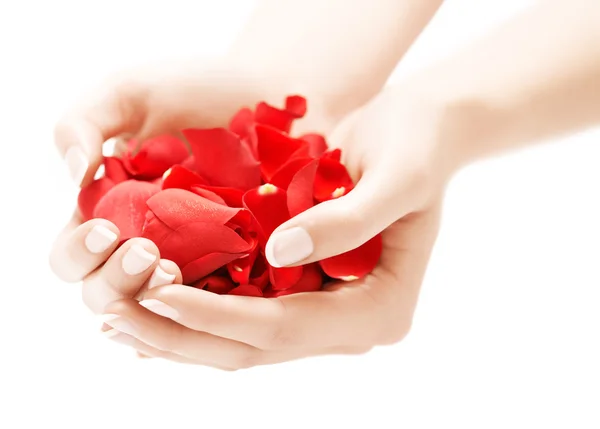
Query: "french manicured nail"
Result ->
[[139, 299, 179, 320], [101, 314, 137, 336], [148, 265, 176, 289], [103, 329, 137, 346], [122, 244, 156, 275], [265, 227, 314, 267], [85, 225, 118, 253], [65, 146, 88, 186]]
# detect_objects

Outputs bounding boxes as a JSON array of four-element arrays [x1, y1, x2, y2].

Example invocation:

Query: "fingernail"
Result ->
[[148, 265, 176, 289], [139, 299, 179, 320], [103, 329, 137, 346], [101, 313, 138, 336], [122, 244, 156, 275], [65, 146, 88, 186], [85, 225, 118, 253], [265, 227, 314, 267]]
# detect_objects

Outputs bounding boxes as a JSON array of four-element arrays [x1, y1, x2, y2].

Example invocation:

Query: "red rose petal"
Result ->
[[194, 185, 244, 208], [162, 165, 207, 190], [123, 135, 189, 179], [319, 234, 383, 279], [287, 159, 318, 217], [184, 128, 260, 190], [269, 265, 303, 291], [146, 188, 241, 230], [158, 221, 251, 268], [270, 158, 314, 190], [78, 177, 115, 221], [249, 254, 270, 289], [229, 107, 254, 139], [243, 185, 289, 241], [256, 125, 307, 181], [227, 249, 258, 285], [104, 157, 129, 183], [285, 95, 307, 117], [322, 148, 342, 161], [190, 186, 226, 206], [229, 284, 263, 297], [314, 157, 355, 202], [93, 180, 160, 240], [192, 275, 235, 295], [181, 155, 196, 171], [301, 134, 328, 157], [265, 263, 323, 296], [141, 212, 172, 247], [182, 252, 246, 285]]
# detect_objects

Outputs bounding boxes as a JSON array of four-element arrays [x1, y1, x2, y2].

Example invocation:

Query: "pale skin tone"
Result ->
[[51, 0, 600, 368]]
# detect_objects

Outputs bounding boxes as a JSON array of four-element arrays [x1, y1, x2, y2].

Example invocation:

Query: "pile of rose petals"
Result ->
[[78, 96, 382, 297]]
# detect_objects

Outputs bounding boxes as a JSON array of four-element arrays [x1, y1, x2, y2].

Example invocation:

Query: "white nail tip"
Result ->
[[85, 225, 118, 253], [103, 328, 120, 339], [122, 244, 157, 275], [139, 299, 179, 320], [100, 313, 120, 324], [266, 227, 314, 267], [65, 146, 88, 186], [147, 265, 176, 289]]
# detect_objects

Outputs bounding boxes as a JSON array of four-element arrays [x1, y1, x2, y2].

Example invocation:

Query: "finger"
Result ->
[[264, 169, 411, 267], [82, 238, 161, 314], [102, 299, 264, 370], [141, 283, 393, 350], [103, 298, 373, 369], [134, 259, 182, 301], [54, 77, 147, 186], [49, 215, 120, 282], [102, 328, 200, 366]]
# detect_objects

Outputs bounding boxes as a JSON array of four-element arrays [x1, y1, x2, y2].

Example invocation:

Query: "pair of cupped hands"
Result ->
[[50, 60, 448, 369]]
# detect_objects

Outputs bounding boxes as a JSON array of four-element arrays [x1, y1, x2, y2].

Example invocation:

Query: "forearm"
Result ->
[[406, 1, 600, 171], [230, 0, 444, 120]]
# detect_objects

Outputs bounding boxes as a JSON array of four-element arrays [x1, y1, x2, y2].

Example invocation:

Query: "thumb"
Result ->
[[266, 171, 405, 267], [54, 78, 146, 187]]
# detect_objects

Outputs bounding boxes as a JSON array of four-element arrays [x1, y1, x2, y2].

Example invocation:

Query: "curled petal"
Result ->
[[182, 252, 246, 285], [249, 254, 270, 289], [322, 148, 342, 161], [190, 186, 226, 206], [285, 95, 307, 117], [146, 188, 241, 230], [228, 249, 258, 285], [162, 165, 207, 191], [78, 177, 115, 221], [93, 180, 160, 241], [229, 284, 263, 297], [123, 135, 189, 179], [319, 234, 383, 279], [314, 157, 355, 202], [158, 221, 251, 269], [287, 159, 318, 217], [184, 128, 260, 190], [194, 185, 244, 208], [256, 125, 307, 181]]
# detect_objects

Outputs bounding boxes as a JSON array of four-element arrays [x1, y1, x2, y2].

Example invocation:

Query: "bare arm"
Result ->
[[406, 1, 600, 169], [230, 0, 444, 121]]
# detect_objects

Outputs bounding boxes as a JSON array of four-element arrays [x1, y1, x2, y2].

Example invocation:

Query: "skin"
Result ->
[[51, 1, 600, 368]]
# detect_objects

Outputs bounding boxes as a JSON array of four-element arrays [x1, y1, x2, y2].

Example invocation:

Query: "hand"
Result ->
[[50, 58, 334, 311], [96, 88, 451, 369]]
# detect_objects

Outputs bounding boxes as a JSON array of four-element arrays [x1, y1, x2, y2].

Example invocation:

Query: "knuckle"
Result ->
[[376, 317, 413, 346]]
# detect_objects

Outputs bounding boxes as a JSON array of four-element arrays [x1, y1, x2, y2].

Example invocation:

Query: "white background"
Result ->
[[1, 1, 599, 428]]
